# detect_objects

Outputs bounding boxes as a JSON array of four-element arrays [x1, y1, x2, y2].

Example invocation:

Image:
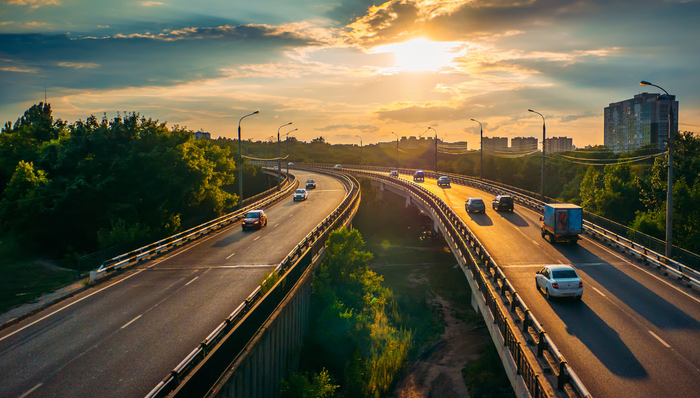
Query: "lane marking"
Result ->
[[254, 236, 260, 241], [0, 269, 147, 343], [225, 252, 235, 259], [18, 383, 42, 398], [289, 214, 294, 218], [649, 331, 671, 348], [184, 276, 199, 286], [224, 264, 277, 268], [532, 240, 540, 247], [585, 238, 700, 305], [274, 223, 279, 227], [591, 286, 607, 297], [120, 315, 142, 330]]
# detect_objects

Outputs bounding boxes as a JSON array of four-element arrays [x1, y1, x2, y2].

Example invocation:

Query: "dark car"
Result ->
[[306, 179, 316, 189], [241, 210, 267, 231], [465, 198, 486, 213], [437, 176, 450, 187], [413, 170, 425, 182], [492, 195, 514, 212]]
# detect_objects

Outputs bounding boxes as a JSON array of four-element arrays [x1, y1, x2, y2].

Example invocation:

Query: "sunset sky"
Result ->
[[1, 0, 699, 149]]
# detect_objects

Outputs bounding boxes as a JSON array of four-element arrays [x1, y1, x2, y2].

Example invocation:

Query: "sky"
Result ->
[[1, 0, 699, 150]]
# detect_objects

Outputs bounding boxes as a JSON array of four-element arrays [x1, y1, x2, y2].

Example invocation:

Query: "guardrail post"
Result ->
[[537, 331, 547, 357], [557, 362, 569, 390], [522, 310, 531, 333]]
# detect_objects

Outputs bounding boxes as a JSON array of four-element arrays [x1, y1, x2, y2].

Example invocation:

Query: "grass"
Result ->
[[0, 234, 77, 315]]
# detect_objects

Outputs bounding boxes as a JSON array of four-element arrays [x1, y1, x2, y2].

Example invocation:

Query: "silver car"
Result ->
[[535, 264, 583, 301], [293, 188, 308, 201], [465, 197, 485, 213]]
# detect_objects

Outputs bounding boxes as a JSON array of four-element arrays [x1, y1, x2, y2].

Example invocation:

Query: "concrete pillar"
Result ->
[[405, 195, 411, 208], [471, 290, 481, 314]]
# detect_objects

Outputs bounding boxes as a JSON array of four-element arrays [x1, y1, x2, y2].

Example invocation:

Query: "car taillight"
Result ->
[[579, 281, 583, 288], [552, 282, 559, 289]]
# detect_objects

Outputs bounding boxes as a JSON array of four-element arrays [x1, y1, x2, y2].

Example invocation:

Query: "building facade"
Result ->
[[604, 92, 678, 153], [482, 137, 508, 151], [511, 137, 538, 152], [194, 130, 211, 140], [544, 136, 573, 153]]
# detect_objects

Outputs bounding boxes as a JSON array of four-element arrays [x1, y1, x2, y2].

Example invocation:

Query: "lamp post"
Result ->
[[238, 110, 259, 206], [355, 135, 363, 165], [277, 122, 292, 190], [427, 127, 437, 175], [640, 80, 675, 257], [471, 119, 483, 180], [528, 109, 546, 201], [391, 132, 399, 168], [285, 128, 297, 174]]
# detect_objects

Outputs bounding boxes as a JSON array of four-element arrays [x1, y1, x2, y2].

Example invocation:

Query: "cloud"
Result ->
[[140, 1, 164, 6], [25, 22, 47, 27], [97, 25, 109, 28], [58, 62, 99, 69], [0, 66, 38, 73], [559, 111, 599, 123], [4, 0, 60, 8], [316, 124, 379, 132]]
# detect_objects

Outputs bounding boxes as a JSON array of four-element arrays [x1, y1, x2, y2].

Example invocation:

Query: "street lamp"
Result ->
[[238, 110, 259, 206], [640, 80, 675, 257], [427, 127, 437, 175], [285, 128, 297, 174], [356, 135, 363, 165], [391, 132, 399, 168], [528, 109, 546, 201], [471, 119, 483, 180], [277, 122, 292, 190]]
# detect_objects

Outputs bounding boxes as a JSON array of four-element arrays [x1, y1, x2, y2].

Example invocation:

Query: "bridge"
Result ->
[[1, 164, 699, 398]]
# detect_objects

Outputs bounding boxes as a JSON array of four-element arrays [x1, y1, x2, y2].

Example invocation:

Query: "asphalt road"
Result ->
[[402, 174, 700, 398], [0, 170, 346, 398]]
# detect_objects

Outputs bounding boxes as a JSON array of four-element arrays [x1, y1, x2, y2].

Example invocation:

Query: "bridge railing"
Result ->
[[335, 167, 589, 398], [89, 172, 297, 282], [145, 169, 361, 398]]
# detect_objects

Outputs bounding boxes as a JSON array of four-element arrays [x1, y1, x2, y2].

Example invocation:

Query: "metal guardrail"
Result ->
[[89, 173, 297, 282], [145, 169, 361, 398], [343, 168, 590, 398]]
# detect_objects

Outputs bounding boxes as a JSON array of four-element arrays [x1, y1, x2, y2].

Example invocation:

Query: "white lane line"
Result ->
[[226, 252, 235, 259], [274, 223, 279, 227], [18, 383, 42, 398], [591, 286, 607, 297], [254, 236, 260, 241], [0, 269, 146, 343], [223, 264, 276, 268], [585, 238, 700, 305], [532, 240, 540, 246], [649, 331, 671, 348], [184, 276, 199, 286], [120, 315, 142, 330], [289, 214, 294, 218]]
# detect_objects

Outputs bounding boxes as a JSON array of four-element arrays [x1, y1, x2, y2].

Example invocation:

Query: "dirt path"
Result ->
[[391, 286, 490, 398]]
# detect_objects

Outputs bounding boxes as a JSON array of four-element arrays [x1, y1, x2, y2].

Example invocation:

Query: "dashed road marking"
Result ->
[[226, 252, 235, 259], [18, 383, 42, 398], [254, 236, 260, 241], [649, 331, 671, 348], [591, 286, 607, 297], [121, 315, 142, 330], [185, 276, 199, 286]]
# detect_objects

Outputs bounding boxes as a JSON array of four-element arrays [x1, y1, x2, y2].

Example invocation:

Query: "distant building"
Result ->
[[194, 130, 211, 140], [399, 136, 436, 149], [482, 137, 508, 151], [604, 93, 678, 153], [511, 137, 538, 152], [545, 137, 573, 153]]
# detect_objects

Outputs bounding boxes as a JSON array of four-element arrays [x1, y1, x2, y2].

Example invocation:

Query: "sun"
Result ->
[[373, 38, 458, 72]]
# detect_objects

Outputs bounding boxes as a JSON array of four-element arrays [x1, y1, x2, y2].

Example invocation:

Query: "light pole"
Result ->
[[277, 122, 292, 190], [528, 109, 546, 201], [471, 119, 483, 180], [427, 127, 437, 175], [391, 132, 399, 168], [238, 110, 259, 206], [285, 128, 297, 174], [640, 80, 675, 257], [356, 135, 363, 165]]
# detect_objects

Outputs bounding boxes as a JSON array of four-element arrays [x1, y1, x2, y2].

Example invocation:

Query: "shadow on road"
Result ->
[[495, 211, 530, 227], [557, 245, 700, 331], [468, 212, 492, 226], [548, 299, 648, 379], [211, 230, 249, 247]]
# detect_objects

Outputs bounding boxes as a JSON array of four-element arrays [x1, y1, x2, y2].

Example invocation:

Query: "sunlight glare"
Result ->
[[373, 38, 459, 72]]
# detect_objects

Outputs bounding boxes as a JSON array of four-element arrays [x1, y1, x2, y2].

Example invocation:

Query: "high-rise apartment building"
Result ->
[[511, 137, 538, 152], [544, 137, 573, 153], [604, 92, 678, 153], [482, 137, 508, 151]]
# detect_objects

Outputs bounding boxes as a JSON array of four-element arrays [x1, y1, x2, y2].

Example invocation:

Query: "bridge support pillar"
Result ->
[[377, 182, 384, 200], [433, 219, 441, 236], [405, 195, 411, 208], [471, 290, 481, 314]]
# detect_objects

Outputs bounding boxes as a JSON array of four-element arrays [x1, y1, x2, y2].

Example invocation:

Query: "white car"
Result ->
[[535, 264, 583, 301], [293, 188, 308, 201], [333, 164, 342, 169]]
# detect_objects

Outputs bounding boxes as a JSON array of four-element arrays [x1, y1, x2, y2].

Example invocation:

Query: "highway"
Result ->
[[0, 170, 346, 398], [400, 174, 700, 398]]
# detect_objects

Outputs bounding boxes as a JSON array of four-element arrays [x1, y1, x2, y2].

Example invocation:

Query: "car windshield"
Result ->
[[501, 196, 512, 203], [471, 199, 484, 205], [552, 270, 578, 279], [307, 179, 314, 183], [245, 212, 261, 218], [296, 189, 305, 194]]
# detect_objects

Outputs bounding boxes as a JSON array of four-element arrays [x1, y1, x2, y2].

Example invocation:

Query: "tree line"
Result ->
[[0, 103, 267, 264]]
